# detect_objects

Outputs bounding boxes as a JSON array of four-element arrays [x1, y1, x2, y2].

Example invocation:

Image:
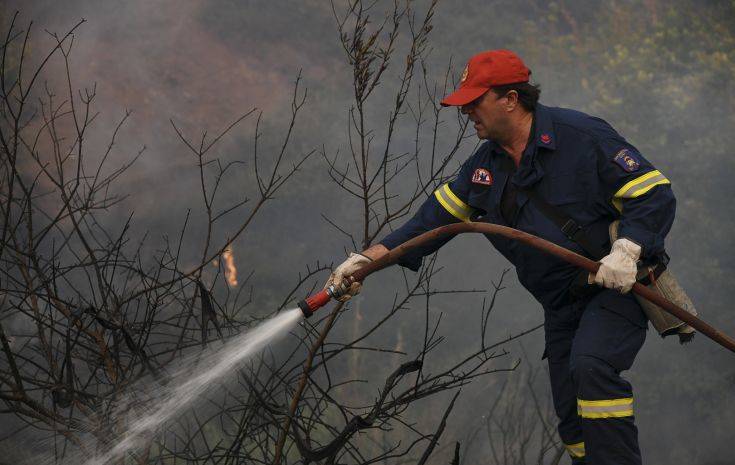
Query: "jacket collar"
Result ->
[[512, 104, 554, 188], [533, 103, 556, 151], [485, 103, 555, 156]]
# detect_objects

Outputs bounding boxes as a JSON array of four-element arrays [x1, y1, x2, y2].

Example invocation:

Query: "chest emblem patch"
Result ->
[[472, 168, 493, 185], [613, 148, 640, 172], [540, 133, 551, 144]]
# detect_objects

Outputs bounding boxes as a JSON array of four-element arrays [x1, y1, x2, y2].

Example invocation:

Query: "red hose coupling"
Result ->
[[298, 288, 332, 318], [297, 279, 352, 318]]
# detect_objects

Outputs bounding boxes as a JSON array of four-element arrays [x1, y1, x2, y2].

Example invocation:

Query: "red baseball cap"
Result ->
[[441, 50, 530, 107]]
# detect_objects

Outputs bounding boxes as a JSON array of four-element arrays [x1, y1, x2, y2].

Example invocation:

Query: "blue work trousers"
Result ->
[[545, 288, 647, 464]]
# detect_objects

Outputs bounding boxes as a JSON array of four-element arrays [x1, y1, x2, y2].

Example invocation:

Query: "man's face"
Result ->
[[461, 90, 511, 140]]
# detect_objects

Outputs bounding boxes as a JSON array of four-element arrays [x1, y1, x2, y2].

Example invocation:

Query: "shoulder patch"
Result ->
[[613, 148, 640, 172], [472, 168, 493, 185]]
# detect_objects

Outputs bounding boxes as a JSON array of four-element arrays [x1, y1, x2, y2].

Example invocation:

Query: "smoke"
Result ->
[[3, 1, 734, 463]]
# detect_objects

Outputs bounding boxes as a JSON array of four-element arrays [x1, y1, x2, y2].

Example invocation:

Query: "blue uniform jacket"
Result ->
[[380, 103, 676, 309]]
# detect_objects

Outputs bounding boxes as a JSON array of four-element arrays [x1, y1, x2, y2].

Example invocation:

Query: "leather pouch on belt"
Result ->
[[609, 220, 698, 344]]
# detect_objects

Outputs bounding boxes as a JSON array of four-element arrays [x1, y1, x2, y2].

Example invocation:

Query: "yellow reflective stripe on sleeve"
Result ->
[[612, 170, 670, 212], [442, 183, 470, 211], [577, 397, 634, 419], [614, 170, 670, 199], [434, 183, 473, 222], [564, 441, 586, 458]]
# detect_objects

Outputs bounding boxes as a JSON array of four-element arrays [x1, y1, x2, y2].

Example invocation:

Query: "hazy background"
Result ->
[[3, 0, 734, 463]]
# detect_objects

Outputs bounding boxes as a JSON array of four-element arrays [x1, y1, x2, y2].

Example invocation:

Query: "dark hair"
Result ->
[[491, 80, 541, 112]]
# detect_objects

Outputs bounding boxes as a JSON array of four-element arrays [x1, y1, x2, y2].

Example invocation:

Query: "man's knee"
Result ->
[[571, 354, 606, 379], [569, 354, 620, 393], [570, 354, 635, 418]]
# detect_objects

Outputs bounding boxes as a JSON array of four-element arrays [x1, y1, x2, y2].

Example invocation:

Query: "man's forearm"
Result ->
[[361, 243, 389, 261]]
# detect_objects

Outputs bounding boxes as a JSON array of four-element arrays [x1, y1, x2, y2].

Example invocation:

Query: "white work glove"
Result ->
[[590, 238, 641, 294], [324, 252, 372, 302]]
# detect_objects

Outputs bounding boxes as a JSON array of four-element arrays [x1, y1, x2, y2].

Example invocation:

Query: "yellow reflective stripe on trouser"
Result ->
[[564, 441, 585, 458], [434, 183, 473, 222], [612, 170, 670, 211], [577, 397, 634, 419]]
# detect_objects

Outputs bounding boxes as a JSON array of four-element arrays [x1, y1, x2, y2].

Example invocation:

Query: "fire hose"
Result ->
[[298, 222, 735, 354]]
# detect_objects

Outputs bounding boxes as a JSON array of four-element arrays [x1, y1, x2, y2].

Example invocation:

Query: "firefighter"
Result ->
[[325, 49, 675, 464]]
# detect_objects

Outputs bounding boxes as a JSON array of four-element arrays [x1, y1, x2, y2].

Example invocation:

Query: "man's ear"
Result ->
[[505, 90, 519, 111]]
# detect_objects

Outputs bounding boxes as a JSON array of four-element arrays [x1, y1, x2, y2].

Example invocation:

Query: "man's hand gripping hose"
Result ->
[[323, 252, 372, 302], [298, 222, 735, 354]]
